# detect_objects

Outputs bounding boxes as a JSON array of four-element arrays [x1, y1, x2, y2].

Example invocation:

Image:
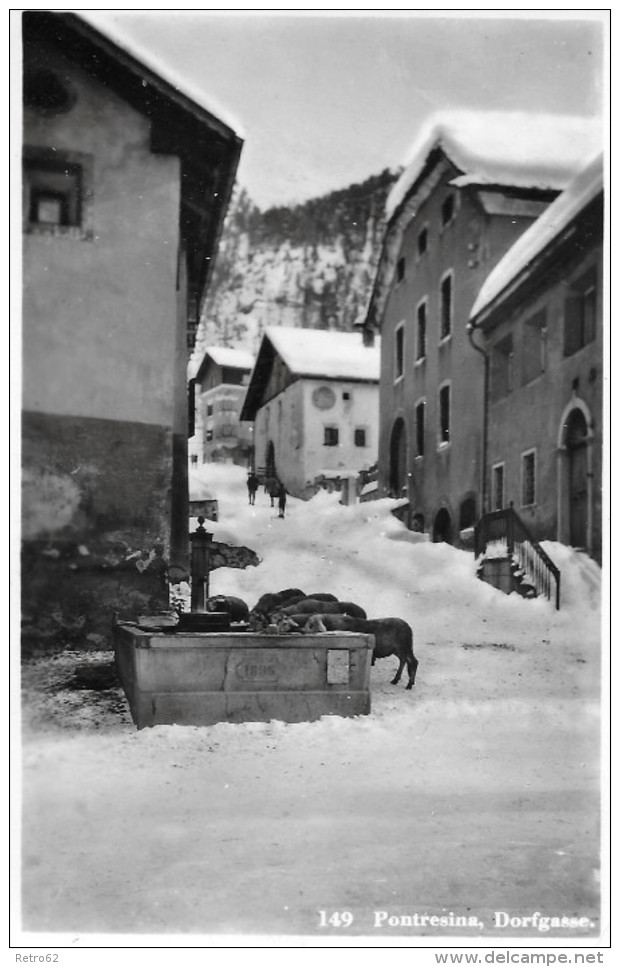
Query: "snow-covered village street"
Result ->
[[17, 464, 604, 945]]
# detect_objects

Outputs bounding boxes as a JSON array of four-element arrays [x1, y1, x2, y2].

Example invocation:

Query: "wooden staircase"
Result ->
[[474, 505, 561, 609]]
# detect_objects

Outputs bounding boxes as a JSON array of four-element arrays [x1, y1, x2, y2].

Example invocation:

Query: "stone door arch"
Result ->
[[557, 399, 594, 554]]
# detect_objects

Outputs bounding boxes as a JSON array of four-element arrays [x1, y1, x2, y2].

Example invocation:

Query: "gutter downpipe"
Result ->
[[467, 321, 490, 517]]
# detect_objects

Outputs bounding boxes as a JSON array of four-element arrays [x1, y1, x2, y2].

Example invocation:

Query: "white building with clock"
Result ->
[[240, 327, 381, 499]]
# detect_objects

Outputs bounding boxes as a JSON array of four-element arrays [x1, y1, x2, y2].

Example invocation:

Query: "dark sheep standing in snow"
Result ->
[[303, 613, 418, 690]]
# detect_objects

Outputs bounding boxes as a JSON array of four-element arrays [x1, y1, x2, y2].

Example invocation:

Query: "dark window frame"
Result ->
[[441, 193, 456, 228], [23, 145, 94, 240], [521, 449, 537, 507], [324, 426, 339, 447], [438, 383, 451, 445], [492, 462, 505, 511], [440, 272, 453, 341], [415, 400, 426, 457], [416, 299, 427, 361], [395, 323, 405, 381]]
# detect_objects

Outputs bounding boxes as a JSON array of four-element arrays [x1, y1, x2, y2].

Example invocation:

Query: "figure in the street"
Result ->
[[268, 476, 279, 507], [247, 471, 259, 505], [277, 483, 287, 519]]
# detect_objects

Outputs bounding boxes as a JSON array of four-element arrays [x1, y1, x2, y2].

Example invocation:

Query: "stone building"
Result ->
[[189, 347, 254, 467], [362, 111, 601, 542], [20, 11, 242, 645], [469, 153, 604, 563], [240, 328, 380, 498]]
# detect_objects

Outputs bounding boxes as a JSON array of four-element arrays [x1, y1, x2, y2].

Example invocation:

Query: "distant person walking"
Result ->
[[277, 483, 287, 519], [247, 472, 259, 505], [268, 477, 279, 508]]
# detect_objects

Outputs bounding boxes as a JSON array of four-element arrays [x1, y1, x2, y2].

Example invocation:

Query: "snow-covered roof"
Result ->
[[79, 12, 244, 136], [386, 110, 603, 221], [471, 152, 604, 320], [203, 346, 255, 371], [265, 327, 381, 382]]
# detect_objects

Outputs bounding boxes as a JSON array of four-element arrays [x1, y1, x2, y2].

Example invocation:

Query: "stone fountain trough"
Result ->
[[114, 623, 374, 729]]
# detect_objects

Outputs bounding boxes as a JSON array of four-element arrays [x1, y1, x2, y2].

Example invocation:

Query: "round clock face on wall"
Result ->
[[312, 386, 336, 410]]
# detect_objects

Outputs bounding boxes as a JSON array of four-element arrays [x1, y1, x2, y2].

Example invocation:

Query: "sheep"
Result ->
[[274, 614, 310, 633], [206, 595, 249, 623], [252, 588, 306, 616], [303, 613, 418, 689], [274, 599, 367, 620]]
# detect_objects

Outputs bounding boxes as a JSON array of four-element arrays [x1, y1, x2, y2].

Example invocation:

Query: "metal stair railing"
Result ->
[[474, 504, 561, 610]]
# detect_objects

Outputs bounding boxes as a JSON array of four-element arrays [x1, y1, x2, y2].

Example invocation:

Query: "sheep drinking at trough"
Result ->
[[206, 595, 249, 623], [303, 614, 418, 689], [275, 599, 367, 620]]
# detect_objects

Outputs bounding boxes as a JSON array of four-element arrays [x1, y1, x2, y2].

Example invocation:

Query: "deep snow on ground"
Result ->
[[17, 464, 605, 947]]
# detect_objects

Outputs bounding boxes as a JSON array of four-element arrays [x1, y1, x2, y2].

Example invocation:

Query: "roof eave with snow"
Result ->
[[470, 152, 604, 325], [364, 112, 602, 337], [240, 328, 380, 421]]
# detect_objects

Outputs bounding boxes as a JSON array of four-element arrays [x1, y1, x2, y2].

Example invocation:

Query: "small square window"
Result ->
[[324, 426, 339, 447], [343, 391, 351, 401], [23, 146, 93, 240]]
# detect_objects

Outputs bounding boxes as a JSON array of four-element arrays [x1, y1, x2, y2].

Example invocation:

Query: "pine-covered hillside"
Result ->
[[192, 168, 399, 363]]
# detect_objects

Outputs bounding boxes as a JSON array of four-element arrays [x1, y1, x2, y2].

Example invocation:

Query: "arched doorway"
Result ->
[[459, 495, 477, 530], [433, 507, 453, 543], [389, 418, 407, 497], [566, 409, 589, 549]]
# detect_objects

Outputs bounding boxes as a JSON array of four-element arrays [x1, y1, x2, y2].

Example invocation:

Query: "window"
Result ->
[[354, 427, 367, 447], [439, 384, 451, 444], [207, 403, 214, 416], [441, 194, 455, 227], [416, 300, 427, 361], [491, 335, 514, 400], [440, 272, 453, 340], [564, 266, 597, 356], [521, 450, 536, 507], [190, 454, 198, 466], [324, 426, 339, 447], [396, 257, 405, 283], [417, 227, 428, 257], [522, 309, 547, 385], [492, 463, 505, 511], [23, 146, 93, 239], [395, 324, 404, 380], [206, 429, 213, 442], [415, 400, 425, 456], [342, 391, 351, 401]]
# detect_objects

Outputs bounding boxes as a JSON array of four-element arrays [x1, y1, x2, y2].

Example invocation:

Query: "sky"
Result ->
[[83, 10, 607, 211]]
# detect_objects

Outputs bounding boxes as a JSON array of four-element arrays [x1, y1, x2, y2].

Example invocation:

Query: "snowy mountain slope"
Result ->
[[191, 170, 398, 362]]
